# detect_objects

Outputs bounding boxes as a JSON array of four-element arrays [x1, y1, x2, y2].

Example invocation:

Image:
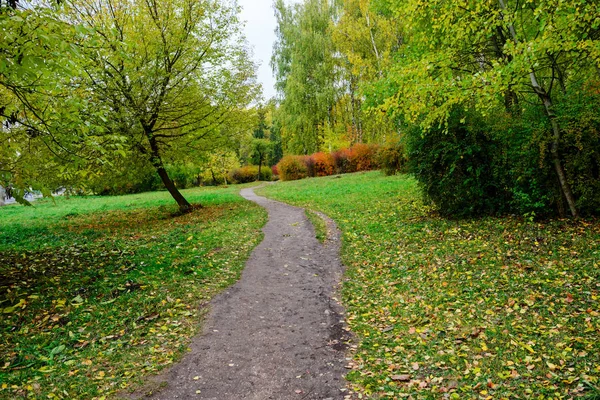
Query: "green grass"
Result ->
[[305, 209, 327, 243], [258, 171, 600, 399], [0, 185, 267, 399]]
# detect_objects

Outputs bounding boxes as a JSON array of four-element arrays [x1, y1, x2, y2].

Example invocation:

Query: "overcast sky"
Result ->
[[238, 0, 298, 101]]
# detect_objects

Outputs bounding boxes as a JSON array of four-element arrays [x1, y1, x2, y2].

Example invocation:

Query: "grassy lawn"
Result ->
[[0, 185, 267, 400], [258, 171, 600, 399]]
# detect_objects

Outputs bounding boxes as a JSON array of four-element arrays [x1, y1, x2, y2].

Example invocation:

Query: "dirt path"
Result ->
[[146, 186, 350, 399]]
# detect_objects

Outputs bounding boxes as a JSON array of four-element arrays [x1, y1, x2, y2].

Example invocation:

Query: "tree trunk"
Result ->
[[147, 134, 194, 213], [155, 164, 193, 213], [529, 74, 579, 218], [498, 0, 578, 217], [258, 156, 262, 181]]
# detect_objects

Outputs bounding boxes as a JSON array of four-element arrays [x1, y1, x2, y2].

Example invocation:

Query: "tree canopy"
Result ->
[[272, 0, 600, 217], [1, 0, 259, 210]]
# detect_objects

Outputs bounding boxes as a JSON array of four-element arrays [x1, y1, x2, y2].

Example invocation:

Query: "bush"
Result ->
[[200, 169, 226, 186], [228, 165, 272, 184], [332, 149, 351, 174], [349, 143, 379, 172], [277, 155, 308, 181], [313, 152, 335, 176], [302, 155, 316, 177], [88, 155, 162, 195], [166, 164, 200, 189], [557, 84, 600, 215], [407, 107, 512, 217], [377, 140, 407, 176]]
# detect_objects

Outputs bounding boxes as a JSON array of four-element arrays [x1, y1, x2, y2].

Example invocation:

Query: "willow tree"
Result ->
[[272, 0, 338, 154], [330, 0, 401, 143], [72, 0, 258, 212]]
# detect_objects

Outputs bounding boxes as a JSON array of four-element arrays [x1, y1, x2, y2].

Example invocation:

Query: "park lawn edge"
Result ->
[[305, 209, 328, 244], [0, 184, 268, 400], [257, 171, 600, 399]]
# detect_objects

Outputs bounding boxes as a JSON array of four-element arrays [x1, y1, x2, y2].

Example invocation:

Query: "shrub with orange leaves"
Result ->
[[313, 152, 335, 176], [277, 155, 308, 181], [348, 143, 379, 171]]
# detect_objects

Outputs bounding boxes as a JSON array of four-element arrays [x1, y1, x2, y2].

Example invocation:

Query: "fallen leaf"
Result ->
[[390, 374, 411, 382]]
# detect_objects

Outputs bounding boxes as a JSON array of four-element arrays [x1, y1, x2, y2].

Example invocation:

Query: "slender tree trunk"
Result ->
[[146, 133, 194, 213], [531, 81, 578, 217], [498, 0, 578, 217], [258, 154, 262, 181]]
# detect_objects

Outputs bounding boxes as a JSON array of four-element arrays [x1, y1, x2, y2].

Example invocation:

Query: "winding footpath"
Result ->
[[146, 186, 350, 399]]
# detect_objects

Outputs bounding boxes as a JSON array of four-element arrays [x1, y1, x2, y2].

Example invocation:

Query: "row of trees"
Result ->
[[272, 0, 600, 217], [1, 0, 260, 212], [271, 0, 399, 155]]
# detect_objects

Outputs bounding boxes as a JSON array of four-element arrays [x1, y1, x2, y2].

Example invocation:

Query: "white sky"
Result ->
[[238, 0, 300, 101]]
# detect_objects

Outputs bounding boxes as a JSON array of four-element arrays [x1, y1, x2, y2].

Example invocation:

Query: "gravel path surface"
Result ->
[[145, 185, 350, 400]]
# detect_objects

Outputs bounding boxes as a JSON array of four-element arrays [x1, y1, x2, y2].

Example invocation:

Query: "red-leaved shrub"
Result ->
[[278, 143, 382, 181], [302, 155, 316, 177], [313, 152, 335, 176], [277, 155, 308, 181], [332, 148, 352, 174]]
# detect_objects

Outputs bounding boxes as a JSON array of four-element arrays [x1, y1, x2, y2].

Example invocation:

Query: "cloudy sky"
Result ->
[[238, 0, 296, 101]]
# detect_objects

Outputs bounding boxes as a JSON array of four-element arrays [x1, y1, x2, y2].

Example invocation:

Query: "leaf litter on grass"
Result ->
[[0, 185, 267, 400], [258, 171, 600, 399]]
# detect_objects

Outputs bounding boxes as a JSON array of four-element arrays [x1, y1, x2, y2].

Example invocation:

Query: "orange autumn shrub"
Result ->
[[313, 152, 335, 176], [277, 155, 308, 181], [349, 143, 379, 171]]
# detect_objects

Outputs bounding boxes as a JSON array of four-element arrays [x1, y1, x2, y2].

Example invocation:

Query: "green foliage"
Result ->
[[228, 165, 272, 184], [277, 155, 308, 181], [556, 84, 600, 215], [377, 140, 407, 176], [0, 185, 267, 399], [304, 209, 327, 243], [368, 0, 600, 216], [0, 3, 122, 196], [249, 139, 273, 170], [258, 171, 600, 399], [406, 107, 512, 217], [272, 0, 339, 154], [201, 150, 241, 186], [166, 164, 202, 189], [86, 155, 161, 196], [0, 0, 259, 211]]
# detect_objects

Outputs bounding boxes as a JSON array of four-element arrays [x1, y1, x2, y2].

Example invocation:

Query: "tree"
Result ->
[[331, 0, 400, 144], [272, 0, 338, 154], [203, 150, 240, 185], [250, 139, 273, 181], [71, 0, 259, 212], [372, 0, 599, 217], [0, 1, 120, 201]]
